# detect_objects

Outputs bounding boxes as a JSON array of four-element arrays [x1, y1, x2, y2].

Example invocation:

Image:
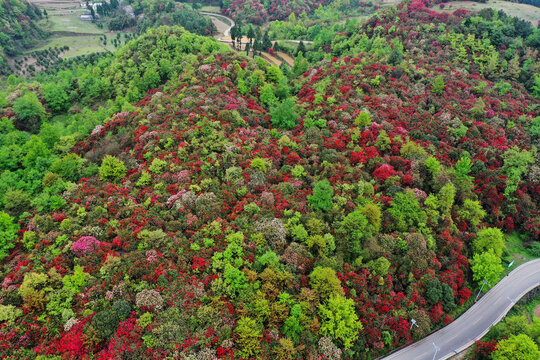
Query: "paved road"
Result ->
[[382, 258, 540, 360], [201, 12, 235, 40], [201, 12, 313, 45]]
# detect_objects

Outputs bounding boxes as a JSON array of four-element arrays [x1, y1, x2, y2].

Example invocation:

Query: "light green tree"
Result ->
[[473, 227, 505, 258], [471, 251, 504, 290], [236, 316, 262, 358], [501, 147, 535, 196], [318, 294, 362, 349], [432, 75, 445, 95], [492, 334, 540, 360], [458, 199, 486, 227], [309, 266, 344, 299], [388, 191, 427, 232], [99, 155, 127, 183]]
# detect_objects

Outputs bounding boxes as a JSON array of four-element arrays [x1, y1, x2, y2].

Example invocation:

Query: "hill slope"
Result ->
[[0, 0, 46, 75], [0, 2, 539, 360]]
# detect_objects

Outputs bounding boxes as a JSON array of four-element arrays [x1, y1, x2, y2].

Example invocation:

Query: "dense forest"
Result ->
[[98, 0, 217, 35], [0, 0, 539, 359]]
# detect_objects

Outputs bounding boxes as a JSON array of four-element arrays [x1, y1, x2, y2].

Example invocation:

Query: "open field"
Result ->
[[433, 0, 540, 24], [47, 12, 104, 34], [30, 33, 129, 57]]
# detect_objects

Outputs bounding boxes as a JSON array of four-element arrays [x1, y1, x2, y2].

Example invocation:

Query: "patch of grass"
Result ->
[[505, 232, 534, 261], [433, 0, 540, 24], [32, 36, 107, 57], [200, 5, 221, 12], [48, 13, 104, 34]]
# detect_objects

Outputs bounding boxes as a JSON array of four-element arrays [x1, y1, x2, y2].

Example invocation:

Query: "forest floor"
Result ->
[[432, 0, 540, 24]]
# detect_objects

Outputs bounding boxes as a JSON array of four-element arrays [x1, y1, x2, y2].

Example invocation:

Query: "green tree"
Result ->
[[236, 316, 262, 358], [12, 92, 47, 133], [262, 30, 272, 51], [99, 155, 127, 183], [259, 83, 277, 106], [367, 256, 391, 277], [441, 282, 456, 312], [2, 189, 31, 218], [42, 83, 69, 113], [318, 294, 362, 349], [271, 98, 299, 129], [0, 211, 19, 260], [337, 209, 370, 256], [432, 75, 445, 95], [458, 199, 486, 227], [471, 251, 504, 290], [388, 191, 427, 232], [501, 147, 535, 196], [424, 156, 440, 175], [455, 154, 473, 179], [292, 52, 309, 77], [296, 40, 306, 56], [424, 277, 442, 306], [49, 154, 86, 183], [354, 112, 371, 127], [473, 227, 505, 258], [309, 266, 344, 299], [308, 180, 334, 212], [492, 334, 540, 360]]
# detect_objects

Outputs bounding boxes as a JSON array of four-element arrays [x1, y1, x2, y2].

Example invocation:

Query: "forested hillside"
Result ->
[[0, 0, 46, 75], [0, 1, 538, 359]]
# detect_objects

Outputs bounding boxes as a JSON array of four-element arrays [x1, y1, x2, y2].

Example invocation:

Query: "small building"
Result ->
[[80, 14, 94, 21]]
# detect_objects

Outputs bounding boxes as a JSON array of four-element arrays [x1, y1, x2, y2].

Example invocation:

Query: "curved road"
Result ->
[[201, 12, 314, 45], [382, 258, 540, 360]]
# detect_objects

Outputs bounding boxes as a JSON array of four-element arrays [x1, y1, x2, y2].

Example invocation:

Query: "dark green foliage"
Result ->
[[112, 300, 131, 320], [424, 277, 442, 306], [441, 283, 456, 313], [2, 189, 31, 218], [91, 309, 120, 339]]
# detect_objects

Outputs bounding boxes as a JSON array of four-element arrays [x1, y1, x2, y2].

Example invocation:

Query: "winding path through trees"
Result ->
[[382, 258, 540, 360]]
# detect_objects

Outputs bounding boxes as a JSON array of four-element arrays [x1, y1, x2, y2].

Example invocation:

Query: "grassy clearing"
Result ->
[[32, 36, 106, 57], [31, 32, 130, 58], [47, 13, 104, 34], [200, 5, 222, 12], [433, 0, 540, 24], [505, 232, 535, 268]]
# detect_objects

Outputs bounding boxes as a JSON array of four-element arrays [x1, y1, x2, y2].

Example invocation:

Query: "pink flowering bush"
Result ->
[[71, 236, 101, 257]]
